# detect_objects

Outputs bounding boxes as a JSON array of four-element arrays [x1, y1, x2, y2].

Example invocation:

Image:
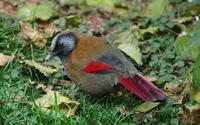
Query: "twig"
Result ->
[[30, 44, 35, 61], [0, 99, 29, 104], [64, 102, 72, 110], [164, 26, 179, 36]]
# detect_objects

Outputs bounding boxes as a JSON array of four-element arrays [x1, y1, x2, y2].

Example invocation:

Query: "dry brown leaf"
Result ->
[[20, 21, 45, 47], [0, 53, 14, 66], [145, 76, 158, 82], [25, 81, 52, 93], [0, 53, 10, 66], [164, 80, 190, 104], [37, 21, 57, 37], [177, 104, 200, 124], [19, 21, 57, 47], [0, 1, 17, 16]]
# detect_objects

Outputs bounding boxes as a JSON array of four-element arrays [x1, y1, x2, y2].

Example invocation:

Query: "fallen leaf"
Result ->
[[144, 76, 158, 82], [190, 52, 200, 103], [33, 90, 80, 118], [23, 60, 57, 76], [86, 0, 127, 14], [177, 104, 200, 124], [174, 33, 200, 60], [37, 20, 57, 38], [60, 0, 86, 6], [135, 102, 160, 113], [25, 81, 52, 93], [0, 1, 17, 16], [0, 53, 10, 66], [164, 80, 190, 104], [144, 0, 172, 18], [19, 21, 57, 47], [20, 21, 46, 47], [133, 26, 159, 40], [18, 3, 54, 21], [0, 53, 14, 66], [35, 3, 54, 21], [115, 31, 142, 65]]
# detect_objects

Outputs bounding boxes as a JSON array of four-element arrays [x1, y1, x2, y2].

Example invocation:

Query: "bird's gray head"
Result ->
[[45, 32, 78, 65]]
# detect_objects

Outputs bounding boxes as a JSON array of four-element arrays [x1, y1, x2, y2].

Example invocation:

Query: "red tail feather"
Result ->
[[120, 73, 167, 101]]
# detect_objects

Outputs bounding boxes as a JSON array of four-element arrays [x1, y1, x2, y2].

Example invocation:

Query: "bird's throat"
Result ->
[[58, 55, 68, 73]]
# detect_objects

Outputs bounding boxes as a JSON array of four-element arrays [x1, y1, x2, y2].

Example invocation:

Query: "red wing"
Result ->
[[82, 61, 114, 73], [81, 54, 125, 74]]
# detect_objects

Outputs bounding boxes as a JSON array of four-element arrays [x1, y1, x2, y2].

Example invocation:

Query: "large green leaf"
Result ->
[[174, 34, 200, 59], [135, 102, 160, 113], [86, 0, 116, 7], [33, 90, 80, 118], [115, 31, 142, 65], [18, 3, 54, 21], [17, 5, 36, 21], [144, 0, 172, 18], [35, 3, 54, 21], [24, 60, 57, 76], [86, 0, 126, 14], [60, 0, 86, 6], [192, 52, 200, 91], [190, 52, 200, 102], [174, 21, 200, 59], [187, 29, 200, 58]]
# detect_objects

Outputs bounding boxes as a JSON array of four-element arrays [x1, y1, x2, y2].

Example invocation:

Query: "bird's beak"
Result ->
[[45, 52, 55, 61]]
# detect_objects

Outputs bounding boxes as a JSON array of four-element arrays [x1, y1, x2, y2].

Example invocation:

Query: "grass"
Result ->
[[0, 13, 196, 125]]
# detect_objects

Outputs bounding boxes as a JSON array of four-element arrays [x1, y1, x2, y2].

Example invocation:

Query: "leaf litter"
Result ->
[[19, 21, 57, 47], [0, 53, 14, 66], [177, 104, 200, 124], [33, 90, 80, 118], [164, 80, 190, 104]]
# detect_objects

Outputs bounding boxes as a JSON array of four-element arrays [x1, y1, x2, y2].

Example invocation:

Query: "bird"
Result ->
[[45, 30, 167, 102]]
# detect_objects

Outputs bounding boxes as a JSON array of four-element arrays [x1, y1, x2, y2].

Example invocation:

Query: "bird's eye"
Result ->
[[59, 42, 63, 46]]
